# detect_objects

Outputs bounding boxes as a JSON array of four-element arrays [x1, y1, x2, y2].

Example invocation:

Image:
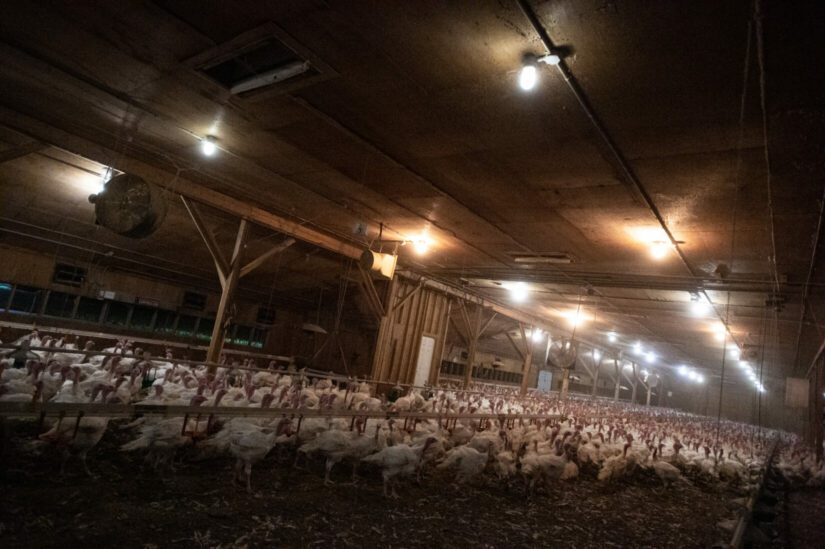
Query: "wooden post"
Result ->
[[560, 368, 571, 400], [589, 355, 602, 398], [206, 219, 249, 373], [613, 359, 621, 401], [627, 364, 639, 404], [463, 304, 482, 389], [519, 323, 534, 396]]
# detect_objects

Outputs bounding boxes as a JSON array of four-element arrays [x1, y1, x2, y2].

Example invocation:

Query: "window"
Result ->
[[154, 310, 177, 334], [52, 263, 86, 287], [256, 306, 276, 325], [9, 285, 42, 314], [105, 301, 130, 326], [0, 282, 11, 310], [76, 297, 104, 323], [130, 305, 156, 331], [250, 327, 267, 349], [181, 291, 206, 311], [44, 291, 77, 318], [176, 314, 197, 337], [232, 325, 252, 346], [195, 317, 214, 340]]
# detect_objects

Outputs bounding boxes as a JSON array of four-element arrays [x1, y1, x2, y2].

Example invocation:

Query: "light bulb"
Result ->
[[519, 64, 538, 91], [645, 351, 656, 364], [607, 331, 618, 343], [593, 350, 602, 362], [691, 300, 709, 315], [412, 238, 430, 255], [531, 329, 543, 343], [634, 342, 643, 354], [650, 241, 669, 260], [678, 365, 688, 377], [509, 282, 529, 303], [201, 135, 218, 156], [696, 374, 705, 383]]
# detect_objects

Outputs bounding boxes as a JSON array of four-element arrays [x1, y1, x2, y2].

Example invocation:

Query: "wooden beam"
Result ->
[[0, 140, 45, 163], [392, 279, 424, 314], [181, 196, 228, 287], [613, 359, 622, 401], [518, 322, 534, 396], [463, 305, 482, 389], [356, 264, 385, 321], [478, 311, 498, 339], [591, 359, 601, 397], [239, 237, 295, 278], [0, 106, 364, 260], [505, 332, 525, 361], [206, 219, 249, 372]]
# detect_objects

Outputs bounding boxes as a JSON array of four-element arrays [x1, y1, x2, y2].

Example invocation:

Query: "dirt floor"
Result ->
[[1, 419, 742, 548]]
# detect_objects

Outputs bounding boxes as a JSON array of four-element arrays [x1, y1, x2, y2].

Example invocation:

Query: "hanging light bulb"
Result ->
[[607, 331, 618, 343], [509, 282, 529, 303], [633, 341, 643, 355], [645, 351, 656, 364], [531, 329, 543, 343], [650, 241, 669, 260], [201, 135, 218, 156], [518, 57, 539, 91], [593, 349, 602, 362]]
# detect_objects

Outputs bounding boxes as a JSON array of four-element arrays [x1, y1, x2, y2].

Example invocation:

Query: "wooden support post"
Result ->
[[518, 323, 533, 396], [463, 304, 482, 389], [560, 368, 571, 400], [591, 357, 601, 398], [613, 360, 621, 401], [624, 363, 639, 404], [206, 219, 249, 373]]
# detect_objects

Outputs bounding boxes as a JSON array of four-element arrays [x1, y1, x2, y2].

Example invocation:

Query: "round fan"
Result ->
[[546, 338, 578, 369], [88, 173, 167, 238]]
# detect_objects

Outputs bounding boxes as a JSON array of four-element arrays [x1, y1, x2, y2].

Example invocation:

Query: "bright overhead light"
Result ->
[[563, 308, 588, 327], [645, 351, 656, 364], [411, 236, 431, 255], [650, 241, 670, 260], [593, 349, 602, 362], [738, 360, 749, 369], [633, 341, 643, 354], [691, 300, 710, 315], [696, 374, 705, 383], [678, 365, 688, 376], [729, 347, 741, 360], [607, 331, 618, 343], [530, 329, 543, 343], [509, 282, 529, 302], [518, 62, 539, 91], [712, 322, 727, 342], [201, 135, 218, 156]]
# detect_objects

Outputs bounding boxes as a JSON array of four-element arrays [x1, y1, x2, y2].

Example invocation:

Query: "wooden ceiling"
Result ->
[[0, 0, 823, 387]]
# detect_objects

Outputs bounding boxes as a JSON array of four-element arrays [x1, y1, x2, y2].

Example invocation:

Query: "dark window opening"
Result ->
[[154, 310, 177, 334], [9, 285, 42, 314], [130, 305, 156, 331], [44, 291, 76, 318], [232, 324, 252, 346], [256, 306, 276, 326], [53, 263, 86, 287], [0, 282, 12, 310], [196, 317, 215, 340], [182, 291, 206, 311], [202, 38, 305, 88], [176, 314, 197, 337], [105, 301, 130, 326], [76, 297, 104, 323]]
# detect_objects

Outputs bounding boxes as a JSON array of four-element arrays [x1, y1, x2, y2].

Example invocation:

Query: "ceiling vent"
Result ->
[[187, 23, 336, 100], [509, 252, 574, 265]]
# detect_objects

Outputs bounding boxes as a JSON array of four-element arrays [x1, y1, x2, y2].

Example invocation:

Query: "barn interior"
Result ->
[[1, 1, 824, 547]]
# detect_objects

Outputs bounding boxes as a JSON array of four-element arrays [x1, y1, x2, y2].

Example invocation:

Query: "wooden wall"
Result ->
[[371, 279, 451, 386]]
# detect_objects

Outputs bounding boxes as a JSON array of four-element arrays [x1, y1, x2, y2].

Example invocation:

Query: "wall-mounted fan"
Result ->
[[547, 338, 578, 369], [89, 174, 167, 238]]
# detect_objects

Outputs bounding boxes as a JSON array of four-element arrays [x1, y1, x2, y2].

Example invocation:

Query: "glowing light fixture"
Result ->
[[412, 236, 431, 255], [678, 365, 688, 376], [713, 322, 727, 342], [201, 135, 218, 156], [607, 331, 618, 343], [645, 351, 656, 364], [633, 341, 643, 355], [563, 308, 588, 327], [531, 329, 543, 343], [518, 62, 538, 91], [593, 349, 602, 362], [696, 374, 705, 383], [650, 241, 670, 260], [509, 282, 529, 303]]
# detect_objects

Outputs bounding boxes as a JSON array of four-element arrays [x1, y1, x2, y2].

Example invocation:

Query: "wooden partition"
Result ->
[[370, 279, 451, 388]]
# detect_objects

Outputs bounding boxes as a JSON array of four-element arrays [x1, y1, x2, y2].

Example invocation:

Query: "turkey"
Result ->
[[437, 443, 490, 484], [361, 437, 438, 498]]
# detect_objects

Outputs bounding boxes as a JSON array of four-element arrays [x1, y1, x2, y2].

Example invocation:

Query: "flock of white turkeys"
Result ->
[[1, 330, 823, 496]]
